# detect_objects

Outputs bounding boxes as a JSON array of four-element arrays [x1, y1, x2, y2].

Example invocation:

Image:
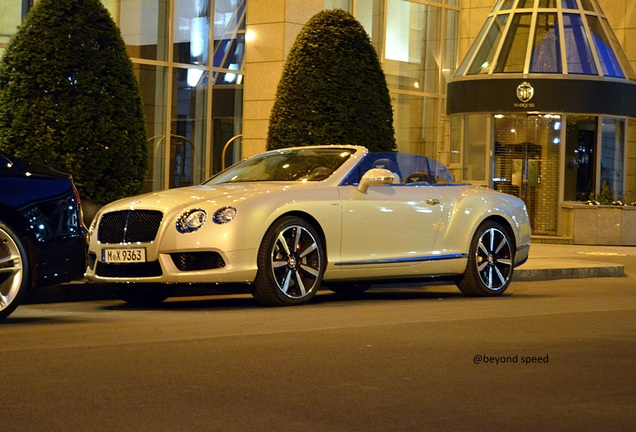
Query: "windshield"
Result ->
[[205, 148, 355, 184], [341, 152, 455, 185]]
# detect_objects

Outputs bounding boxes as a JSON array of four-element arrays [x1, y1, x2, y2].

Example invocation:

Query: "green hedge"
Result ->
[[0, 0, 147, 205], [267, 9, 396, 152]]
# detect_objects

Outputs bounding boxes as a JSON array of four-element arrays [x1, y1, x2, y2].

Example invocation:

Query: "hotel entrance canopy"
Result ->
[[447, 0, 636, 117]]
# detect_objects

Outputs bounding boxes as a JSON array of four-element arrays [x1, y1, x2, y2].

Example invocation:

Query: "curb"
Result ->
[[514, 263, 625, 281]]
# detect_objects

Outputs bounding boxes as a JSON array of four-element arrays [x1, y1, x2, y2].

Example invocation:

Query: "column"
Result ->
[[242, 0, 323, 157]]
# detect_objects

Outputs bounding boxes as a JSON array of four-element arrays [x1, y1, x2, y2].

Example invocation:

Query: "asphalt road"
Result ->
[[2, 274, 635, 431]]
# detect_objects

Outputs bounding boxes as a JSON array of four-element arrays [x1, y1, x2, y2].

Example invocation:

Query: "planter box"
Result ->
[[562, 204, 636, 245]]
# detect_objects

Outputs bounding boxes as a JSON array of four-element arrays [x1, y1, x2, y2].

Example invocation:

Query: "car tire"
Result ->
[[252, 216, 325, 306], [118, 284, 175, 307], [0, 222, 30, 321], [457, 220, 514, 297]]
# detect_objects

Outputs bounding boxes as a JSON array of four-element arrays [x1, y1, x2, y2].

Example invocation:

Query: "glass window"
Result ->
[[212, 83, 243, 173], [449, 115, 461, 166], [493, 114, 561, 235], [174, 0, 210, 65], [587, 16, 625, 78], [530, 13, 562, 73], [170, 68, 209, 187], [324, 0, 352, 12], [207, 148, 355, 184], [538, 0, 557, 7], [579, 0, 595, 11], [381, 0, 459, 159], [600, 18, 636, 80], [392, 94, 438, 156], [442, 9, 459, 87], [562, 13, 597, 75], [518, 0, 535, 8], [0, 1, 23, 57], [456, 17, 492, 77], [467, 15, 509, 75], [212, 33, 245, 72], [495, 13, 532, 73], [384, 0, 442, 93], [561, 0, 578, 9], [213, 0, 246, 71], [462, 114, 489, 182], [136, 65, 169, 192], [501, 0, 516, 10], [564, 116, 597, 201], [118, 0, 170, 61], [355, 0, 384, 54], [600, 118, 624, 201]]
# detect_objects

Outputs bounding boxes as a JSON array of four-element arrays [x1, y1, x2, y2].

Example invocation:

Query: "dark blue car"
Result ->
[[0, 150, 87, 321]]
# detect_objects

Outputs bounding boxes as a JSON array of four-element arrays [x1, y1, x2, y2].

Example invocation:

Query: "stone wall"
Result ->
[[563, 205, 636, 245]]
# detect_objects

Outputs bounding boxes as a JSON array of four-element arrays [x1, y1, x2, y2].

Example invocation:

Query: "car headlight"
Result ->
[[213, 206, 237, 224], [176, 209, 207, 233]]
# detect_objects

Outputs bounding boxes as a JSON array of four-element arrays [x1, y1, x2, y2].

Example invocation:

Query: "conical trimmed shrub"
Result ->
[[267, 9, 396, 152], [0, 0, 147, 205]]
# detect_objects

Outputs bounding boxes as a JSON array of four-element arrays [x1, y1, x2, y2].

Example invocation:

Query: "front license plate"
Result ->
[[102, 248, 146, 263]]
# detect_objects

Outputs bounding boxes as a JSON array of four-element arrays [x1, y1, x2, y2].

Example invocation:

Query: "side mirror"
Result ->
[[358, 168, 396, 193]]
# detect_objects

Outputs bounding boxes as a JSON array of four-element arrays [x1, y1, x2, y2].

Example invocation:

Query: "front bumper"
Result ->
[[85, 247, 258, 284]]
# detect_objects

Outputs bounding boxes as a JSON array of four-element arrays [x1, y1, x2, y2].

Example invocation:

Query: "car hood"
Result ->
[[103, 182, 314, 212]]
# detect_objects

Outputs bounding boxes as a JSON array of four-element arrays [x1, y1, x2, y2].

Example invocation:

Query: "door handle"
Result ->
[[426, 198, 440, 205]]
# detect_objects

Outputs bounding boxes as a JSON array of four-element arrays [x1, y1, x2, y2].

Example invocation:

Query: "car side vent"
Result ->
[[170, 252, 225, 271], [170, 252, 226, 271], [98, 210, 163, 244]]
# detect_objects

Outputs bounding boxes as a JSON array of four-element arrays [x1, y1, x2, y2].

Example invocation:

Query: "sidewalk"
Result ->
[[514, 243, 632, 281]]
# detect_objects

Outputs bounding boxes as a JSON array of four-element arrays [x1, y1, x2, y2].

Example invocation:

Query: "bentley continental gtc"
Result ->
[[85, 145, 531, 306]]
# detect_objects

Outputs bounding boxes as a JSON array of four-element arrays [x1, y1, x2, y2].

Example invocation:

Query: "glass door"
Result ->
[[493, 114, 561, 235]]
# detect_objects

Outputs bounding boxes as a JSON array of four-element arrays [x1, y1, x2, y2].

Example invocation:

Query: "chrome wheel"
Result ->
[[475, 226, 513, 291], [0, 223, 29, 321], [457, 220, 514, 297], [253, 217, 324, 306]]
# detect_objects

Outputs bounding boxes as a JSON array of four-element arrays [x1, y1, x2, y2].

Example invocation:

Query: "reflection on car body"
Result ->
[[85, 145, 531, 307], [0, 150, 87, 321]]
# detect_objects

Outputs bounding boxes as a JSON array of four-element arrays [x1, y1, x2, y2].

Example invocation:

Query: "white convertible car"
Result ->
[[86, 145, 531, 306]]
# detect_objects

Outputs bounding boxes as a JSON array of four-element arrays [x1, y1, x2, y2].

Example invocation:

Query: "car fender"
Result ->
[[248, 186, 343, 263], [434, 187, 530, 257]]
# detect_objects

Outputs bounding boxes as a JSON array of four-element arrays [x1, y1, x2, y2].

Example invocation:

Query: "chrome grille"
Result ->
[[98, 210, 163, 244]]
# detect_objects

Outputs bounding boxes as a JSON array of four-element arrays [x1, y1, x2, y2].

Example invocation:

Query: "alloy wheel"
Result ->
[[0, 226, 26, 318], [475, 227, 513, 291], [269, 224, 322, 300]]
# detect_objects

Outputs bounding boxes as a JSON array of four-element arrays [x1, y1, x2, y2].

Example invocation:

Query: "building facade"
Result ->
[[1, 0, 634, 242], [450, 0, 636, 244]]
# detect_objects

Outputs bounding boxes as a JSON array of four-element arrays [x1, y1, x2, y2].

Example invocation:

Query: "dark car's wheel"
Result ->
[[252, 216, 325, 306], [0, 222, 30, 321], [457, 220, 514, 297], [117, 284, 175, 307]]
